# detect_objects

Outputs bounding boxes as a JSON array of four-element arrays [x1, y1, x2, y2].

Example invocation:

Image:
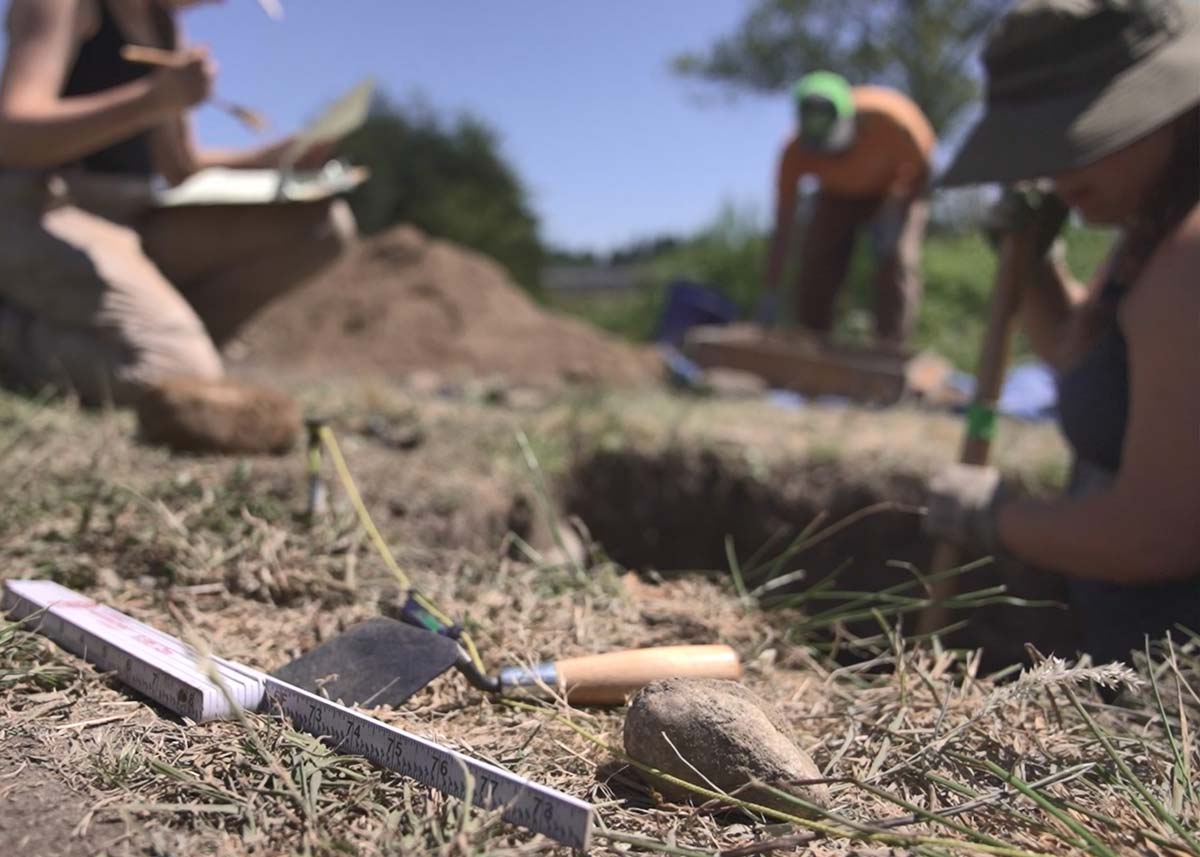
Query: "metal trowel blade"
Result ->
[[271, 617, 460, 707]]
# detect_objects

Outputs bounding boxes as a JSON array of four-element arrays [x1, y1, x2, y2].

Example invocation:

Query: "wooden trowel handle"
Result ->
[[556, 644, 741, 705], [498, 644, 741, 705]]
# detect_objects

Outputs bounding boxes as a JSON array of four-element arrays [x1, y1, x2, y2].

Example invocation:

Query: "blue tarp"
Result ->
[[950, 362, 1058, 421], [655, 280, 739, 347]]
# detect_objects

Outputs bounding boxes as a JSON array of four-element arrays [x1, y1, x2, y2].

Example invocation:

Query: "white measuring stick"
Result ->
[[2, 580, 595, 849], [2, 579, 263, 721], [263, 678, 593, 848]]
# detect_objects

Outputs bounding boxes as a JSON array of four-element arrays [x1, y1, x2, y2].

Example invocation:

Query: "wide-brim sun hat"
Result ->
[[940, 0, 1200, 187]]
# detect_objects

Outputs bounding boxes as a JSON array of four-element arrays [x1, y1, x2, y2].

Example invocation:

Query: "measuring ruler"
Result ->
[[2, 579, 263, 721], [264, 679, 593, 847], [2, 580, 594, 849]]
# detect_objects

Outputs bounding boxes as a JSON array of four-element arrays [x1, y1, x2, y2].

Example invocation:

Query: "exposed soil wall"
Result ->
[[563, 445, 1079, 669]]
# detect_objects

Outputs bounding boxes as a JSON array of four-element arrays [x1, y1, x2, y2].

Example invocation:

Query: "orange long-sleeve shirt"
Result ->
[[776, 86, 936, 204]]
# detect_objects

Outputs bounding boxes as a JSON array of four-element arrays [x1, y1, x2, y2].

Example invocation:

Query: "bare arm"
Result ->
[[1017, 253, 1088, 367], [194, 142, 292, 170], [765, 141, 802, 292], [0, 0, 161, 167], [997, 210, 1200, 583], [152, 114, 336, 184], [0, 0, 212, 171]]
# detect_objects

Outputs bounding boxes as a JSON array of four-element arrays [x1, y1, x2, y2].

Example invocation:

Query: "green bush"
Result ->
[[645, 203, 768, 313]]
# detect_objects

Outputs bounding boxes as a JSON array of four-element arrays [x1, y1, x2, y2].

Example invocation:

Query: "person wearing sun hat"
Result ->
[[0, 0, 355, 451], [925, 0, 1200, 664], [761, 72, 936, 346]]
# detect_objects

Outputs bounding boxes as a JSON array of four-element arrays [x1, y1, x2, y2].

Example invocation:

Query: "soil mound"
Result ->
[[234, 226, 659, 387]]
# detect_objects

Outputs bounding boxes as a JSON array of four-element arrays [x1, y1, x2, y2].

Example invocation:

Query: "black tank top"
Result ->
[[1056, 277, 1200, 664], [60, 1, 175, 175], [1055, 279, 1129, 473]]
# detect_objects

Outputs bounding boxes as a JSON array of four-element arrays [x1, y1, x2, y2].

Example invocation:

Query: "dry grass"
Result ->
[[0, 387, 1195, 856]]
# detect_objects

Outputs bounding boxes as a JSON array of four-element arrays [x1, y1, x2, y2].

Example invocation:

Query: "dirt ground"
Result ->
[[231, 226, 660, 389], [0, 734, 128, 856], [1, 201, 1194, 855], [3, 376, 1194, 856]]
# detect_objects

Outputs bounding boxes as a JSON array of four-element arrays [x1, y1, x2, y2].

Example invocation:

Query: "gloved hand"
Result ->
[[923, 463, 1008, 553], [754, 292, 780, 329], [983, 183, 1070, 259]]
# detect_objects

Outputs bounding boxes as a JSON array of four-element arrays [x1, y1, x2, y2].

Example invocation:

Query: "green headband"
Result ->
[[792, 71, 854, 120]]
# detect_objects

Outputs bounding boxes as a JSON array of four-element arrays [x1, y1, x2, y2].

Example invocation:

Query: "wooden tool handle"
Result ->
[[918, 542, 963, 636], [120, 45, 268, 132], [555, 644, 742, 705], [916, 231, 1033, 637]]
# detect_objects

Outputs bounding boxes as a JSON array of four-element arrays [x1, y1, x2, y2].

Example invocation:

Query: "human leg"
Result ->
[[0, 184, 222, 406], [794, 193, 876, 334], [870, 196, 929, 345], [138, 198, 357, 346]]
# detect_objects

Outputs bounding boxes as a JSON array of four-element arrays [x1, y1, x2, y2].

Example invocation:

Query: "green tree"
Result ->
[[339, 96, 545, 293], [673, 0, 1007, 135]]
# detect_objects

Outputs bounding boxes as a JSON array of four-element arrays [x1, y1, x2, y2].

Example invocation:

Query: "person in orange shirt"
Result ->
[[762, 72, 935, 346]]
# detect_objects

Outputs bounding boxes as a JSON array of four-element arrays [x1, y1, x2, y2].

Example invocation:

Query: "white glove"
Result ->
[[924, 463, 1007, 552]]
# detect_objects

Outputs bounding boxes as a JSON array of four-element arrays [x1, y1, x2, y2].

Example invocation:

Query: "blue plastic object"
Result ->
[[766, 389, 807, 410], [656, 280, 740, 347], [999, 363, 1058, 420], [659, 345, 707, 391], [950, 362, 1058, 422]]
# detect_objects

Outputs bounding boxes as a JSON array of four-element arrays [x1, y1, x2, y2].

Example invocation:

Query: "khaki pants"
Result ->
[[795, 192, 928, 344], [0, 172, 355, 405]]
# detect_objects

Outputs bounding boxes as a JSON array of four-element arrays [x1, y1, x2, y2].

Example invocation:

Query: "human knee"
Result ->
[[120, 327, 224, 402], [0, 306, 223, 407], [160, 333, 224, 383]]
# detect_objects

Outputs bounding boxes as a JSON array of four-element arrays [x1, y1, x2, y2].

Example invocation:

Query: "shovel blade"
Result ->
[[271, 617, 460, 707]]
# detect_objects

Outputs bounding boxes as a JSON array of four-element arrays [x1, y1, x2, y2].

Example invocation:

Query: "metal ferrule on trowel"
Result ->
[[416, 591, 742, 704]]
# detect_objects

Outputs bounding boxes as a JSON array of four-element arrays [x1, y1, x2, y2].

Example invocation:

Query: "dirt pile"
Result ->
[[233, 226, 660, 387]]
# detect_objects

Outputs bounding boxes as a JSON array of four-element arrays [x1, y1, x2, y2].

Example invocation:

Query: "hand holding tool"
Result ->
[[923, 463, 1006, 552], [121, 44, 269, 132], [984, 184, 1070, 258]]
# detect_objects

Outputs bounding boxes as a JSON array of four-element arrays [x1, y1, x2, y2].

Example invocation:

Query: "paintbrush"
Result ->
[[120, 44, 270, 132]]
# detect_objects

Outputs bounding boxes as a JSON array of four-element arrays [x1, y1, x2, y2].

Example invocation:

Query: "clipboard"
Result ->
[[153, 162, 370, 207], [151, 78, 375, 208]]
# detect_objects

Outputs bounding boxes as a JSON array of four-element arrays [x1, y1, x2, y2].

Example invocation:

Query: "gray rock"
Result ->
[[623, 678, 829, 814]]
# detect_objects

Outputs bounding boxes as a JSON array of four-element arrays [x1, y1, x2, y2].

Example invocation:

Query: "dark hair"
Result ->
[[1121, 106, 1200, 274]]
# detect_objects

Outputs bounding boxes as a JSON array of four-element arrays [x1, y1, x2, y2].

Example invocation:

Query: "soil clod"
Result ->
[[623, 677, 830, 814], [136, 377, 300, 454]]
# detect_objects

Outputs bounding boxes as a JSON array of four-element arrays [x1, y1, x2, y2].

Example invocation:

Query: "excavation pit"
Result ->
[[562, 444, 1078, 669]]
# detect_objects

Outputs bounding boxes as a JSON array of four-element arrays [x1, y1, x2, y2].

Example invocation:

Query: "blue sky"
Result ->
[[176, 1, 796, 252]]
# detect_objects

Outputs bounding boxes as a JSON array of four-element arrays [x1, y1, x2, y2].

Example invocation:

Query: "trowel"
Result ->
[[272, 614, 741, 707]]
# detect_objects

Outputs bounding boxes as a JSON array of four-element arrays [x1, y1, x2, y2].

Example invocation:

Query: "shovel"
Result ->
[[916, 227, 1036, 636], [272, 616, 741, 707]]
